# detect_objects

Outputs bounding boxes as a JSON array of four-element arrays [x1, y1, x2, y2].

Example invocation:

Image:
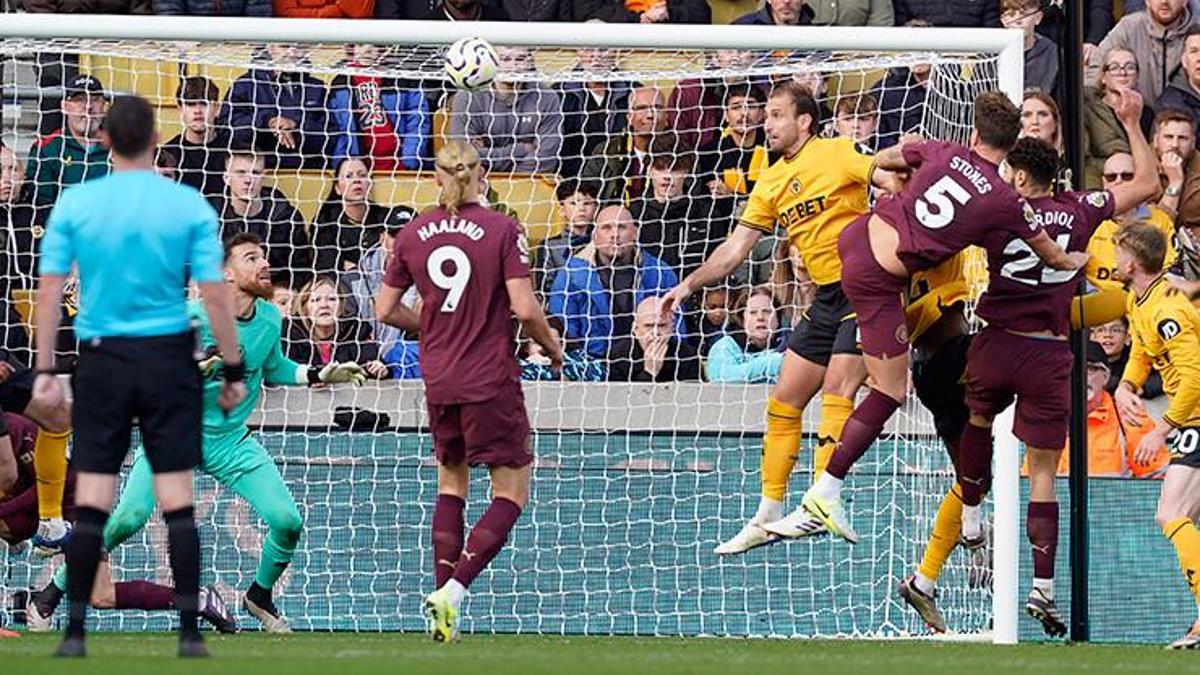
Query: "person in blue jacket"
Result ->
[[706, 287, 784, 383], [547, 205, 678, 359], [327, 44, 430, 172], [217, 44, 330, 170]]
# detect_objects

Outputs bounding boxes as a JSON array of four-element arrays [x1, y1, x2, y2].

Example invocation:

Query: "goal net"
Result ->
[[0, 18, 1021, 639]]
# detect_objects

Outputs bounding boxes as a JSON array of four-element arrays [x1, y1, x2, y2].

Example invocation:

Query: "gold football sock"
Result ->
[[1164, 517, 1200, 604], [34, 428, 71, 520], [814, 394, 853, 478], [762, 398, 803, 501], [918, 485, 964, 582]]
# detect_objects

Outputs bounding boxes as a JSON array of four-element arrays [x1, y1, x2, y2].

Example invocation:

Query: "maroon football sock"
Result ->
[[956, 422, 994, 506], [113, 580, 175, 611], [824, 389, 902, 479], [1028, 501, 1059, 580], [432, 493, 466, 589], [451, 497, 522, 589]]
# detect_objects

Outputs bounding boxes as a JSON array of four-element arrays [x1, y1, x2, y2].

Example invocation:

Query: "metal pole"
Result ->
[[1059, 0, 1090, 644]]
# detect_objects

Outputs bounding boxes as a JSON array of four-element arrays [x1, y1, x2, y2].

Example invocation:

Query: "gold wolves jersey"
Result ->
[[906, 251, 969, 344], [1123, 275, 1200, 428], [1086, 206, 1176, 292], [740, 136, 874, 285]]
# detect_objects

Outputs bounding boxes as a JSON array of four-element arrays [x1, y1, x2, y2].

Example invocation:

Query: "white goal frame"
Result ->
[[2, 15, 1026, 645]]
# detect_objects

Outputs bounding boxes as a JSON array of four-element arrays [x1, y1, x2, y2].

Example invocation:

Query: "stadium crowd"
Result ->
[[1, 0, 1199, 478]]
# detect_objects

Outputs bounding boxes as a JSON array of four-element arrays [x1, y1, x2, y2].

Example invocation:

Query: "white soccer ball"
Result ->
[[444, 37, 499, 92]]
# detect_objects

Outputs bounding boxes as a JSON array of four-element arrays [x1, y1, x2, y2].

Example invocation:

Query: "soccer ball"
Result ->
[[444, 37, 499, 92]]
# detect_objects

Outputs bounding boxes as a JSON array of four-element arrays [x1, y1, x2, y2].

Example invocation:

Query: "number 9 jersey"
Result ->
[[975, 190, 1115, 336], [385, 203, 531, 405]]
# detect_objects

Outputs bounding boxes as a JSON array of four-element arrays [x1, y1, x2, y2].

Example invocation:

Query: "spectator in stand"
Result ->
[[828, 93, 879, 149], [629, 136, 731, 280], [706, 287, 784, 384], [734, 0, 813, 25], [286, 276, 390, 379], [1000, 0, 1059, 97], [519, 318, 606, 381], [25, 74, 109, 212], [163, 76, 229, 200], [697, 285, 740, 356], [1092, 317, 1166, 399], [218, 44, 330, 170], [210, 150, 313, 288], [272, 285, 294, 317], [328, 44, 429, 173], [873, 25, 931, 149], [419, 0, 509, 19], [535, 178, 600, 298], [607, 296, 699, 382], [1149, 108, 1200, 225], [0, 142, 37, 286], [153, 147, 179, 181], [342, 219, 420, 366], [273, 0, 372, 16], [892, 0, 996, 26], [559, 45, 632, 178], [667, 50, 767, 152], [312, 157, 417, 275], [448, 47, 563, 174], [1097, 0, 1195, 104], [548, 205, 678, 359], [1083, 49, 1156, 188], [1157, 27, 1200, 133], [582, 85, 667, 202], [156, 0, 270, 14], [573, 0, 709, 23], [1086, 152, 1179, 293], [501, 0, 569, 19], [803, 0, 892, 26], [1036, 1, 1114, 67], [1020, 92, 1073, 192], [698, 83, 769, 203]]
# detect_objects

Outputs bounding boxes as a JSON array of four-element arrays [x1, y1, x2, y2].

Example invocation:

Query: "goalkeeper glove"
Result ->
[[309, 362, 367, 386]]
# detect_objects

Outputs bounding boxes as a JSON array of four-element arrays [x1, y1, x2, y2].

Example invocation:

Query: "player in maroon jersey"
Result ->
[[0, 410, 236, 634], [940, 89, 1157, 638], [375, 140, 562, 643], [800, 91, 1090, 543]]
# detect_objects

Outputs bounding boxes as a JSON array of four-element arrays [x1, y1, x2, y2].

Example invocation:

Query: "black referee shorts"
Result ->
[[912, 332, 973, 460], [72, 331, 202, 475], [787, 282, 860, 366]]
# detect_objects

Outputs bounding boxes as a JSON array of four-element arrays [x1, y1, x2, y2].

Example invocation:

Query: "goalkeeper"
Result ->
[[28, 233, 365, 634]]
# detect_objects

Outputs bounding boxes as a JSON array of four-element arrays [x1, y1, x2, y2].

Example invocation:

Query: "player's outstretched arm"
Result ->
[[872, 134, 923, 173], [1027, 230, 1090, 270], [1109, 88, 1160, 214], [507, 276, 563, 369], [662, 225, 762, 315], [376, 284, 420, 333]]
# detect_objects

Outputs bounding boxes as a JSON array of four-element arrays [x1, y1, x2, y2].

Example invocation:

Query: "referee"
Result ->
[[32, 95, 246, 658]]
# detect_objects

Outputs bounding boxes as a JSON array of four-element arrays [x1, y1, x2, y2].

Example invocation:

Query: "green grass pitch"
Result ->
[[1, 633, 1197, 674]]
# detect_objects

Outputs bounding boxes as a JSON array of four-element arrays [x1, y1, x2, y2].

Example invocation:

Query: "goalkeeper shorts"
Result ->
[[427, 384, 532, 469], [72, 332, 202, 475]]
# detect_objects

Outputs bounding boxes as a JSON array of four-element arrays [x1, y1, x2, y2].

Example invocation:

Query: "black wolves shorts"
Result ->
[[72, 332, 201, 475], [912, 332, 973, 455], [1168, 427, 1200, 469], [787, 282, 860, 366]]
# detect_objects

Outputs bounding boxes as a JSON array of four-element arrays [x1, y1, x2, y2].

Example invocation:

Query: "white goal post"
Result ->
[[0, 16, 1025, 643]]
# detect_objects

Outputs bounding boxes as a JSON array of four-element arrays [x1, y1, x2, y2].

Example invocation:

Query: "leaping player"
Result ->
[[27, 233, 366, 633], [800, 91, 1088, 542], [662, 80, 903, 553]]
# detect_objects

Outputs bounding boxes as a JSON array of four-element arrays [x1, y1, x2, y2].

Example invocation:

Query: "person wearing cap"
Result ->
[[24, 75, 111, 213], [341, 205, 418, 355]]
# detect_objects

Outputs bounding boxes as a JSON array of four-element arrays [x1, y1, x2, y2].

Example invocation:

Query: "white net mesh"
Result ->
[[0, 34, 1002, 637]]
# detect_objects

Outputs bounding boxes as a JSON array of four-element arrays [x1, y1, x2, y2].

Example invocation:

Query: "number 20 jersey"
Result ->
[[874, 140, 1042, 274], [975, 190, 1114, 336], [384, 203, 531, 405]]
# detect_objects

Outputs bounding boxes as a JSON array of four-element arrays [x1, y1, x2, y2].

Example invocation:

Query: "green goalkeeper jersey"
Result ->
[[189, 297, 307, 435]]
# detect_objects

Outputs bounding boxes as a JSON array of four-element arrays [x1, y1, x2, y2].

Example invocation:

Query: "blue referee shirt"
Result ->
[[39, 170, 225, 341]]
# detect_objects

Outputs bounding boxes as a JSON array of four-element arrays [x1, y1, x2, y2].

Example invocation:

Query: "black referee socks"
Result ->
[[65, 506, 109, 639], [164, 506, 202, 638]]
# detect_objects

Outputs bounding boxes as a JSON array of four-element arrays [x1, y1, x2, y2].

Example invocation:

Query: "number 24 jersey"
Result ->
[[385, 203, 531, 405]]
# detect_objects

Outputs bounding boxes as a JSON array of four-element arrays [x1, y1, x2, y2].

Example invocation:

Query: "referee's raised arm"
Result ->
[[31, 94, 243, 660]]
